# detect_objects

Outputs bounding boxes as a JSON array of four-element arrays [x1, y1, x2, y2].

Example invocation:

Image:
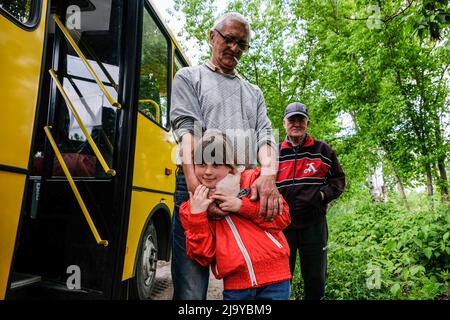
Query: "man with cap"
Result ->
[[276, 102, 345, 300]]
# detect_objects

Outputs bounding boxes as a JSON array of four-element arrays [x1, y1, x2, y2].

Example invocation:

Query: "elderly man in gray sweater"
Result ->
[[169, 12, 282, 300]]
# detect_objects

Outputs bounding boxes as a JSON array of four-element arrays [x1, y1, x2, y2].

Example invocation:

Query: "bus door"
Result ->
[[7, 0, 140, 299]]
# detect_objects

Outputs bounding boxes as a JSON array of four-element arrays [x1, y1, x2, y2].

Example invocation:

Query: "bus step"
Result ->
[[8, 278, 105, 300], [10, 273, 42, 289]]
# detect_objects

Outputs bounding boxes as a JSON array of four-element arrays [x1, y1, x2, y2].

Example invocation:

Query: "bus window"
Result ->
[[0, 0, 35, 25], [52, 0, 121, 178], [173, 51, 187, 75], [139, 9, 169, 129]]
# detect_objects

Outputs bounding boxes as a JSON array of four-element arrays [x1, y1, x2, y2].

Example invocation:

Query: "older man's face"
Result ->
[[284, 115, 309, 141], [210, 19, 249, 74]]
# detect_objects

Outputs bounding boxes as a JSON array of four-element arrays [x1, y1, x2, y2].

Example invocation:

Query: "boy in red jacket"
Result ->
[[180, 132, 292, 300]]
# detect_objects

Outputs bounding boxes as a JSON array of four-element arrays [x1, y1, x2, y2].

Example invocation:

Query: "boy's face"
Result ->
[[194, 163, 232, 189]]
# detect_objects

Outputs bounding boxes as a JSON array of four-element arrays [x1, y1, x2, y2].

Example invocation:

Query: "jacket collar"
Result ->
[[205, 60, 242, 79], [280, 134, 314, 150]]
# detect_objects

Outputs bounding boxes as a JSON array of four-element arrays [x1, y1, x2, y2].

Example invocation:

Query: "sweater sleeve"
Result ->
[[169, 69, 203, 142], [179, 201, 216, 267], [254, 86, 277, 151]]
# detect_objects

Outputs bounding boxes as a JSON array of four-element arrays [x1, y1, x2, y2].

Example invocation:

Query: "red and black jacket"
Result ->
[[276, 134, 345, 229]]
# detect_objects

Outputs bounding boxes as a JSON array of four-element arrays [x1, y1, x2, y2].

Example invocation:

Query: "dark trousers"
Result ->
[[283, 219, 328, 300], [171, 171, 210, 300], [223, 280, 291, 300]]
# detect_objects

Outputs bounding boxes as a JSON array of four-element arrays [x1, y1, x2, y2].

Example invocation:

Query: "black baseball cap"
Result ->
[[284, 102, 309, 120]]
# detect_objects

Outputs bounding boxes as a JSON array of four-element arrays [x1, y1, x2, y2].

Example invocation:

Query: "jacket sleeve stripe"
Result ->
[[279, 151, 332, 164]]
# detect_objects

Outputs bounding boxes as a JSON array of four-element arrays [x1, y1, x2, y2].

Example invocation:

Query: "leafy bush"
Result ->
[[291, 195, 450, 300]]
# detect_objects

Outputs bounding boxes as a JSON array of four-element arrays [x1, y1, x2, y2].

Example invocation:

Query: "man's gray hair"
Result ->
[[212, 12, 251, 39]]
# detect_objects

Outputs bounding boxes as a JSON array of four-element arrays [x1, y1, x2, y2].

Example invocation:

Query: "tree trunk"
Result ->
[[368, 165, 386, 202], [395, 174, 410, 210], [437, 159, 449, 203], [425, 165, 434, 208], [426, 166, 433, 196]]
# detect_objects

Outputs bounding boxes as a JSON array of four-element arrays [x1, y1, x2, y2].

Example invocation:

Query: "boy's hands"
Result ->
[[189, 187, 241, 215], [189, 185, 214, 214], [211, 192, 242, 213]]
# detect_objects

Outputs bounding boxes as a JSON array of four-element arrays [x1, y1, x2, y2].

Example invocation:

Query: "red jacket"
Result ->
[[180, 168, 292, 290]]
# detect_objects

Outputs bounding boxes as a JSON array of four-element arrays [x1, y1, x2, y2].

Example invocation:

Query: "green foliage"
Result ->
[[141, 12, 169, 97], [0, 0, 32, 23], [413, 0, 450, 41], [291, 196, 450, 300], [170, 0, 449, 200]]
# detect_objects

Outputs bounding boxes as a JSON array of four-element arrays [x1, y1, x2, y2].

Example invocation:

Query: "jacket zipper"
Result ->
[[214, 263, 219, 275], [264, 231, 283, 248], [288, 134, 306, 192], [225, 216, 258, 286], [293, 147, 298, 184], [289, 146, 299, 199]]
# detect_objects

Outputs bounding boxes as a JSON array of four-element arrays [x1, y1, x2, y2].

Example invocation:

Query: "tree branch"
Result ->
[[384, 0, 415, 24], [344, 0, 415, 25]]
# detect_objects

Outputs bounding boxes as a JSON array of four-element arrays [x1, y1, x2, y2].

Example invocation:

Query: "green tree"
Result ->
[[171, 0, 449, 202], [0, 0, 32, 22]]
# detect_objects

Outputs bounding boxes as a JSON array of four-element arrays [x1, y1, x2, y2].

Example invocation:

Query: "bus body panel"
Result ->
[[0, 1, 48, 300], [0, 3, 47, 169], [123, 190, 174, 280], [0, 173, 27, 299], [123, 112, 176, 280], [132, 113, 177, 193]]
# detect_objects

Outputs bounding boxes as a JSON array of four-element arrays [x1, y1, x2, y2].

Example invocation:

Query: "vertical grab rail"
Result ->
[[44, 126, 109, 247]]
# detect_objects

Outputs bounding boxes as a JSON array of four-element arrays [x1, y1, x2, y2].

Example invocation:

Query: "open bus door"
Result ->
[[3, 0, 143, 299]]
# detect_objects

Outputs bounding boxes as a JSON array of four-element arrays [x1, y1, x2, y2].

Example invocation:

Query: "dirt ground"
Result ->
[[150, 260, 224, 300]]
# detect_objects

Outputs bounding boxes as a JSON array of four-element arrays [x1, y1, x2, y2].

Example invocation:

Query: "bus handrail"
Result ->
[[100, 128, 114, 154], [44, 126, 109, 247], [49, 68, 116, 177], [139, 99, 161, 123], [52, 14, 121, 109], [65, 75, 114, 154], [70, 28, 119, 92]]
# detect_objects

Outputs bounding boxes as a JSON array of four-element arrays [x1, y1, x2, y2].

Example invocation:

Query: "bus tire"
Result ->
[[131, 219, 158, 300]]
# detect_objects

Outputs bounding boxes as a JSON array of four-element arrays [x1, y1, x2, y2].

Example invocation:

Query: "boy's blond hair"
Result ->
[[193, 131, 237, 172]]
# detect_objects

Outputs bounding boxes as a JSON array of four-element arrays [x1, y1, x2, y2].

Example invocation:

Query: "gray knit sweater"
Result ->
[[170, 63, 275, 166]]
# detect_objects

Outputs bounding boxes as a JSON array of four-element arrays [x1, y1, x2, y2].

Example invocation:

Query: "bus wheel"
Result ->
[[133, 220, 158, 299]]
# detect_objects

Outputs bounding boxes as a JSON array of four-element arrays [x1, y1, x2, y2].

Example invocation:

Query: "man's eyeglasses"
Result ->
[[214, 29, 250, 51]]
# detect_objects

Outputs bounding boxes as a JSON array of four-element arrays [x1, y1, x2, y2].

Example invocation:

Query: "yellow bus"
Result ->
[[0, 0, 188, 299]]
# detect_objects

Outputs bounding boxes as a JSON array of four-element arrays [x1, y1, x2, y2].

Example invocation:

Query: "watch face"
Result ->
[[237, 188, 250, 199]]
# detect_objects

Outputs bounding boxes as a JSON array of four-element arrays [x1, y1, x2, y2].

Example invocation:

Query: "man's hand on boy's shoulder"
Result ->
[[250, 174, 283, 221]]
